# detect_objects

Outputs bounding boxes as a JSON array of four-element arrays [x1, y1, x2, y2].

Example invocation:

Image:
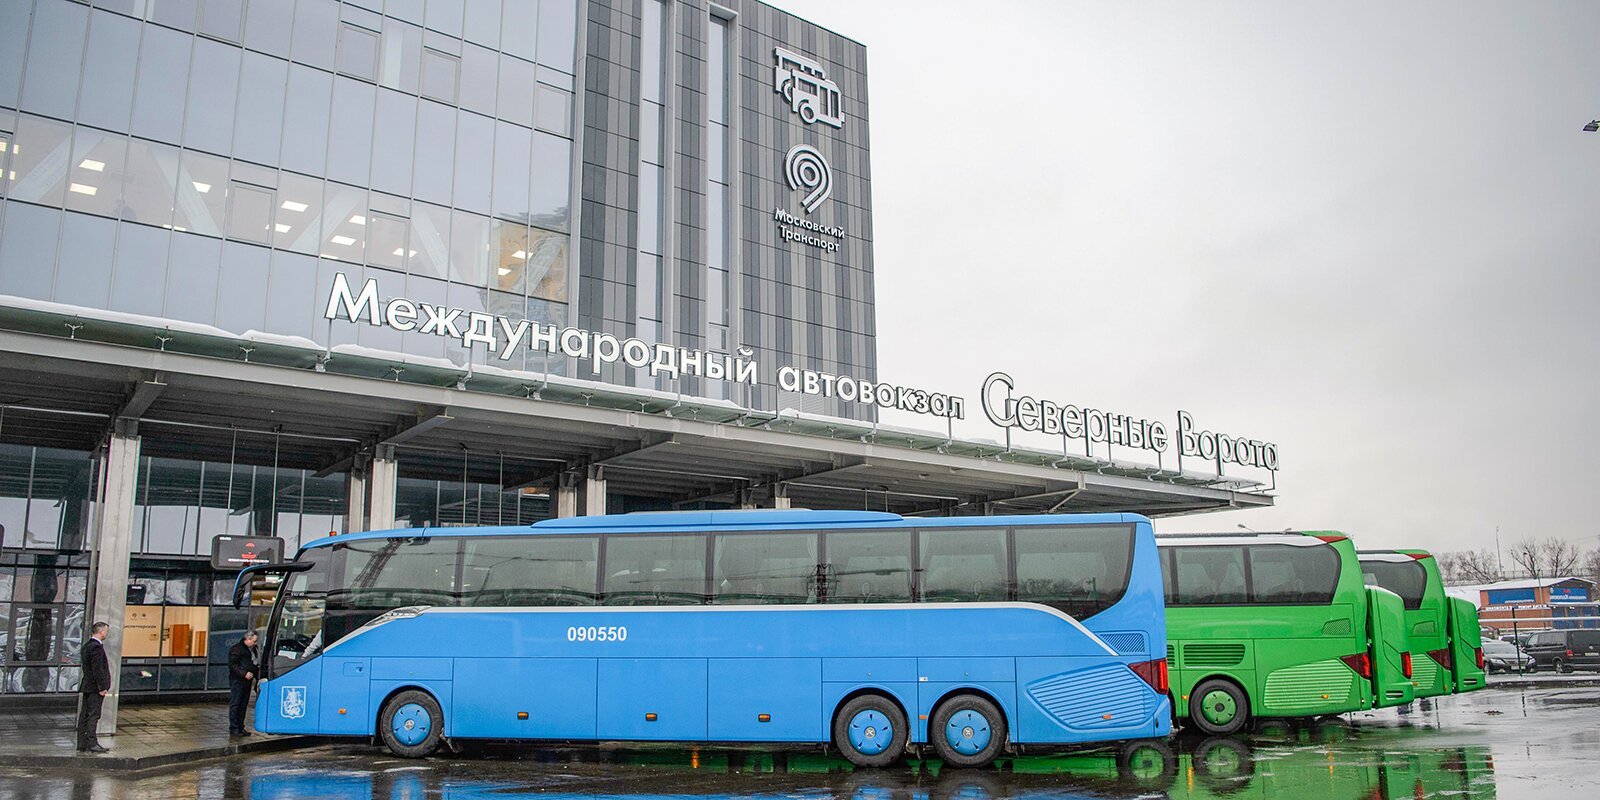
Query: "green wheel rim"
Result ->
[[1128, 746, 1166, 779], [1204, 746, 1243, 776], [1200, 690, 1238, 726]]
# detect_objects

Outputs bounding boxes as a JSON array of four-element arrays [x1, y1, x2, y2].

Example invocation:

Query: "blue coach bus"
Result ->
[[237, 509, 1170, 768]]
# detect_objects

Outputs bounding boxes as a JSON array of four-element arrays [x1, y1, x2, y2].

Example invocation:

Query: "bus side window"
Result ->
[[602, 533, 707, 605], [918, 528, 1008, 603], [712, 531, 818, 605], [1173, 546, 1248, 605], [459, 535, 599, 606], [821, 530, 913, 604]]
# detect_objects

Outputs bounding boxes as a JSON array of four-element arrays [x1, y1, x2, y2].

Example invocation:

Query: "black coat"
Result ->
[[81, 637, 111, 695], [228, 641, 257, 684]]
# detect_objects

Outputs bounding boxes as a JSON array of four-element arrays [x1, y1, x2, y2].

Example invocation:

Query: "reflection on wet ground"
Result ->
[[0, 686, 1596, 799]]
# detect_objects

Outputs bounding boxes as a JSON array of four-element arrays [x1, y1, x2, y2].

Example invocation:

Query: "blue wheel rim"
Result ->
[[943, 709, 992, 756], [848, 709, 894, 755], [391, 702, 432, 747]]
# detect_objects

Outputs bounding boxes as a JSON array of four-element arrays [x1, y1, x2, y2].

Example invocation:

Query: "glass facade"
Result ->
[[0, 0, 577, 370]]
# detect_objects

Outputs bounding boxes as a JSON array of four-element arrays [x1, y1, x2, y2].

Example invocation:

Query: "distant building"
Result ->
[[1462, 576, 1597, 632]]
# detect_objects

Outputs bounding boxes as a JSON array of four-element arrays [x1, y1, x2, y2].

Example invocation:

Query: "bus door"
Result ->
[[1447, 597, 1486, 692], [1365, 587, 1415, 707]]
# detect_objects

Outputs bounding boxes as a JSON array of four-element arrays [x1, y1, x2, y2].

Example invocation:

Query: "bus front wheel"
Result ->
[[832, 695, 908, 768], [378, 690, 444, 758], [1188, 679, 1249, 736], [929, 694, 1007, 769]]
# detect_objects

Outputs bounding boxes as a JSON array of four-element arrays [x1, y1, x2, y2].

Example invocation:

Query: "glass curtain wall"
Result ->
[[0, 0, 580, 370], [705, 12, 733, 399], [633, 0, 668, 388]]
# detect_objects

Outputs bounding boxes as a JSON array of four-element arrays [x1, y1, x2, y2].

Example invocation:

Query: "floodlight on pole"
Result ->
[[1585, 120, 1600, 132]]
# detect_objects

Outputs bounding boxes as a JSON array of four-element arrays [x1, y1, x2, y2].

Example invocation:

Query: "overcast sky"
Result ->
[[774, 0, 1600, 554]]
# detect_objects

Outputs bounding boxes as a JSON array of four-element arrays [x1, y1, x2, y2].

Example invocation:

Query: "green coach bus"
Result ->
[[1359, 549, 1487, 695], [1158, 532, 1414, 735]]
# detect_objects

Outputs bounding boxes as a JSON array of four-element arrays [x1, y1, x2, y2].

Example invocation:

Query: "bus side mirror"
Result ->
[[233, 561, 314, 608]]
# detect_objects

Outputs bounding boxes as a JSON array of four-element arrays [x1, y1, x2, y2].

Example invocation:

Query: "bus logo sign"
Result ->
[[774, 47, 844, 128], [281, 686, 307, 719]]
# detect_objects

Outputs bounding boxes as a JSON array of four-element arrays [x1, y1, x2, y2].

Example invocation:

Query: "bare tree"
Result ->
[[1508, 538, 1543, 580], [1438, 549, 1502, 584], [1541, 538, 1581, 577], [1586, 546, 1600, 587]]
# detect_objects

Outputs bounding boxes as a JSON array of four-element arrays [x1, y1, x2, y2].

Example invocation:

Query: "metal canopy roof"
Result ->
[[0, 306, 1274, 518]]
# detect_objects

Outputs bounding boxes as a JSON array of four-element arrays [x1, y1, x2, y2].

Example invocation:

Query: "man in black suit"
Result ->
[[227, 631, 260, 736], [77, 621, 112, 753]]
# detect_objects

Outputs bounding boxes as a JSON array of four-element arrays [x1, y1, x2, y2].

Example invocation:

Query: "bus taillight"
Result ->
[[1475, 648, 1485, 669], [1340, 652, 1372, 679], [1428, 648, 1452, 669], [1130, 658, 1169, 694], [1401, 652, 1413, 679]]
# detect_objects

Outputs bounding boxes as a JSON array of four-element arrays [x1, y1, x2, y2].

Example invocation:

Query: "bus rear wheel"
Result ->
[[1188, 679, 1249, 736], [929, 695, 1007, 769], [378, 690, 444, 758], [832, 695, 908, 768]]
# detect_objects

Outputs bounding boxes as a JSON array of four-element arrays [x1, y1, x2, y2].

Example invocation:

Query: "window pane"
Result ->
[[823, 530, 912, 603], [462, 0, 502, 49], [918, 528, 1008, 602], [110, 220, 170, 316], [216, 241, 269, 331], [290, 0, 339, 71], [1254, 545, 1340, 605], [281, 65, 332, 176], [337, 23, 380, 81], [713, 532, 817, 604], [370, 89, 417, 198], [10, 115, 73, 207], [243, 0, 292, 57], [273, 173, 323, 254], [1172, 546, 1248, 605], [460, 535, 598, 606], [340, 538, 460, 609], [327, 78, 375, 187], [321, 182, 368, 262], [1360, 558, 1424, 610], [602, 534, 706, 606], [227, 183, 273, 244], [79, 10, 141, 132], [537, 0, 578, 74], [11, 606, 59, 663], [65, 128, 126, 218], [121, 139, 180, 228], [453, 112, 493, 214], [198, 0, 245, 41], [525, 228, 567, 302], [265, 250, 318, 337], [534, 84, 571, 137], [487, 220, 527, 294], [130, 26, 192, 144], [234, 52, 288, 167], [184, 37, 241, 155], [367, 212, 408, 272], [530, 131, 569, 230], [491, 121, 530, 221], [173, 150, 229, 237], [20, 0, 88, 120], [409, 202, 451, 278], [460, 44, 498, 118], [0, 203, 61, 300], [420, 49, 459, 104], [412, 100, 455, 205], [1015, 525, 1134, 619], [0, 1, 28, 110], [449, 211, 488, 286], [378, 18, 423, 93], [163, 231, 220, 325], [501, 1, 536, 62], [55, 212, 117, 309], [496, 56, 534, 128]]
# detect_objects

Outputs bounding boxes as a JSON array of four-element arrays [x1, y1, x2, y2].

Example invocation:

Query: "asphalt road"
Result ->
[[0, 685, 1594, 799]]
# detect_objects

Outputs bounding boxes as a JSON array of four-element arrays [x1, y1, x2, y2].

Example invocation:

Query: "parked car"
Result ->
[[1524, 629, 1600, 673], [1481, 639, 1533, 673]]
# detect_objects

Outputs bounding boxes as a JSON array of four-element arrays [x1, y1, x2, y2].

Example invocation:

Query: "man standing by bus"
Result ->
[[227, 631, 259, 737], [77, 621, 112, 753]]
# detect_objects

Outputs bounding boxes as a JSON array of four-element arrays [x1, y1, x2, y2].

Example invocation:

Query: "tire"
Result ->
[[1188, 679, 1249, 736], [1116, 739, 1176, 790], [1555, 658, 1572, 674], [833, 695, 908, 769], [928, 695, 1007, 769], [378, 690, 444, 758], [1193, 736, 1254, 793]]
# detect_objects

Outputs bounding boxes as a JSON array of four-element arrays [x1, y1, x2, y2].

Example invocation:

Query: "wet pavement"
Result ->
[[0, 685, 1594, 799], [0, 701, 305, 770]]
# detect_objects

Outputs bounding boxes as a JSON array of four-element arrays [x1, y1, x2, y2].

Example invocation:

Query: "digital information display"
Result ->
[[210, 535, 285, 571]]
